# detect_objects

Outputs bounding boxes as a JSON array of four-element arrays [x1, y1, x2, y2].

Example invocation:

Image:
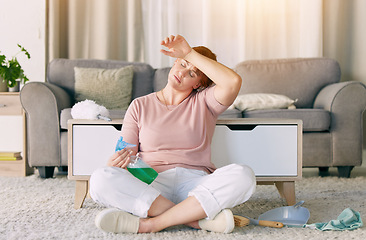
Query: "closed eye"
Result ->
[[181, 59, 198, 78]]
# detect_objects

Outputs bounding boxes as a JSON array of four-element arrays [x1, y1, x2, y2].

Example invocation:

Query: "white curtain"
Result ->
[[142, 0, 323, 68], [49, 0, 322, 68], [48, 0, 144, 62]]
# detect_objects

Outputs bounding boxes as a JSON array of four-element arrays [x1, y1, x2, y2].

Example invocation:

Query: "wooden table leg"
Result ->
[[275, 181, 296, 206], [74, 180, 88, 209]]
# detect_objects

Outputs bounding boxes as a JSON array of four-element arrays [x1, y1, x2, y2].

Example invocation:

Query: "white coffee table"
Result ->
[[68, 118, 302, 209]]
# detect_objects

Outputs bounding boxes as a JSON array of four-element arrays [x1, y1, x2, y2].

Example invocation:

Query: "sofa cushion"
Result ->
[[154, 67, 170, 91], [234, 58, 341, 108], [230, 93, 297, 111], [218, 109, 242, 119], [60, 108, 127, 130], [74, 66, 133, 110], [48, 59, 155, 101], [242, 109, 330, 132]]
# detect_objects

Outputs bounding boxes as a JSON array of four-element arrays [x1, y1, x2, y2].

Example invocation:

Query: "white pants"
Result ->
[[90, 164, 256, 219]]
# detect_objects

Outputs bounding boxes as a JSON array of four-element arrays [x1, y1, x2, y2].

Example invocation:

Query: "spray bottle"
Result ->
[[115, 137, 158, 184]]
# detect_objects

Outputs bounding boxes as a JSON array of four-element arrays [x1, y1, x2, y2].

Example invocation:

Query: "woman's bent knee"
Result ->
[[191, 164, 256, 217], [232, 164, 256, 187], [215, 164, 256, 200], [216, 164, 255, 186], [89, 167, 128, 201]]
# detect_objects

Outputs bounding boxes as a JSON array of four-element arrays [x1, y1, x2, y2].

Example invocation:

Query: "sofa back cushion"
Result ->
[[234, 58, 341, 108], [74, 66, 134, 110], [48, 59, 155, 102], [153, 67, 170, 91]]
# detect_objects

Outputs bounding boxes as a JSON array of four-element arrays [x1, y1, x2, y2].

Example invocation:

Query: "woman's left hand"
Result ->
[[106, 148, 134, 169], [161, 35, 192, 59]]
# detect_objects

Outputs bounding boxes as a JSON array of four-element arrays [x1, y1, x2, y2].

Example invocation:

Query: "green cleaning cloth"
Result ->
[[305, 208, 363, 231]]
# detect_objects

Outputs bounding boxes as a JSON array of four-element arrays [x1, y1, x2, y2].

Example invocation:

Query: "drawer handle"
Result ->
[[0, 104, 6, 108], [112, 124, 122, 131], [227, 125, 257, 131]]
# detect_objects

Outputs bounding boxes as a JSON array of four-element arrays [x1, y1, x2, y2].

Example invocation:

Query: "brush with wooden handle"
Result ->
[[234, 215, 284, 228]]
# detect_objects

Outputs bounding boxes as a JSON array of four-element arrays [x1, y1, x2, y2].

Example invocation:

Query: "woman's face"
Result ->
[[168, 58, 202, 91]]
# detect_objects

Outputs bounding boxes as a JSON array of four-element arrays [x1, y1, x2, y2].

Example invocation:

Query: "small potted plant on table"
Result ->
[[0, 44, 31, 92]]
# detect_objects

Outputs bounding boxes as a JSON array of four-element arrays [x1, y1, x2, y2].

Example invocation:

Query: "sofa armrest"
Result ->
[[314, 81, 366, 166], [20, 82, 72, 167]]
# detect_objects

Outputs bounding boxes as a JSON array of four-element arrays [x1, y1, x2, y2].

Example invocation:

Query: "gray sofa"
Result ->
[[20, 58, 366, 178]]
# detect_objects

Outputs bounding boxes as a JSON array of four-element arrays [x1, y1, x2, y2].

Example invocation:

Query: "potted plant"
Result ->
[[0, 44, 31, 92]]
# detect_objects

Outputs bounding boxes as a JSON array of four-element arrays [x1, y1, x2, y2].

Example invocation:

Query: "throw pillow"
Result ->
[[74, 66, 134, 110], [229, 93, 297, 111]]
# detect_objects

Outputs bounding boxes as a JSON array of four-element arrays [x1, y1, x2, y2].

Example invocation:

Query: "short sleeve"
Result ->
[[121, 99, 140, 147], [203, 86, 229, 117]]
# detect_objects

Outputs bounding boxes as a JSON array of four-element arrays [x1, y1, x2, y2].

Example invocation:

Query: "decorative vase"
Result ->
[[0, 78, 8, 92], [8, 82, 20, 92]]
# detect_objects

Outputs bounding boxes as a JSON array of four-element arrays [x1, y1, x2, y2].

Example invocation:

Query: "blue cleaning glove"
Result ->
[[115, 136, 136, 152], [306, 208, 363, 231]]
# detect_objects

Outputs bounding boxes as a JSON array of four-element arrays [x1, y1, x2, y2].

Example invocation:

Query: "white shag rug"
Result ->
[[1, 172, 365, 240]]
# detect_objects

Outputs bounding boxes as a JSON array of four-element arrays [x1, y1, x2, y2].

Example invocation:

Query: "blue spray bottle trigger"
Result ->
[[115, 136, 136, 152]]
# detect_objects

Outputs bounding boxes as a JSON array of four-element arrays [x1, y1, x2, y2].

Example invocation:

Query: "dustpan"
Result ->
[[258, 201, 310, 227]]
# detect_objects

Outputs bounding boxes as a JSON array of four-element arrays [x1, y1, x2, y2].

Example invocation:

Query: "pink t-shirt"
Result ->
[[121, 86, 228, 173]]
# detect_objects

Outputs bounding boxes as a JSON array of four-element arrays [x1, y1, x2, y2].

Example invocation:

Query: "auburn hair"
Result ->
[[192, 46, 217, 89]]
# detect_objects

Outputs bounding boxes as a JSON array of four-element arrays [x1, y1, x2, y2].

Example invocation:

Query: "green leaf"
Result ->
[[0, 54, 5, 64], [18, 44, 31, 59]]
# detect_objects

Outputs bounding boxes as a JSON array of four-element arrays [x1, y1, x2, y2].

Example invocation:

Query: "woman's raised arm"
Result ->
[[161, 35, 242, 106]]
